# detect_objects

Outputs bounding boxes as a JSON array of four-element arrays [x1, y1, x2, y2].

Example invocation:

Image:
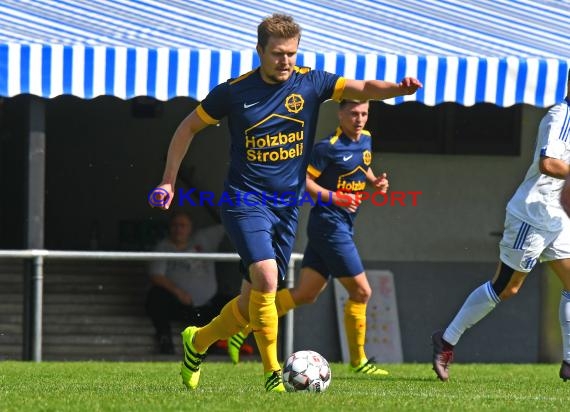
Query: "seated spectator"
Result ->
[[145, 211, 232, 354]]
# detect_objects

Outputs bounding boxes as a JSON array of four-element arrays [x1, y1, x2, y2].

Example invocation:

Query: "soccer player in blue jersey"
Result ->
[[228, 100, 392, 376], [151, 13, 421, 392]]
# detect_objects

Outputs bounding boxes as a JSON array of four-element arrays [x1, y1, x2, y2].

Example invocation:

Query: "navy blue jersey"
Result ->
[[307, 128, 373, 227], [196, 67, 344, 203]]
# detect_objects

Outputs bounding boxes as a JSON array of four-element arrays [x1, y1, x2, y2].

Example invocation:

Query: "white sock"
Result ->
[[443, 281, 501, 346], [560, 290, 570, 363]]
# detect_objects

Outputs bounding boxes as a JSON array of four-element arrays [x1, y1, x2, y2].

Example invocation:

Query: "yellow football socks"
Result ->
[[275, 288, 296, 317], [344, 299, 367, 367], [249, 290, 280, 373], [193, 296, 248, 353], [239, 288, 297, 337]]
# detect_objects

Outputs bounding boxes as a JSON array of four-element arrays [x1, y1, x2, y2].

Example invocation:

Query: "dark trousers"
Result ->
[[145, 286, 232, 338]]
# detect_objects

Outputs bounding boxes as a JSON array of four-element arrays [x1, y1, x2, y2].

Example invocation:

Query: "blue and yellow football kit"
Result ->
[[303, 128, 373, 278], [196, 67, 345, 279]]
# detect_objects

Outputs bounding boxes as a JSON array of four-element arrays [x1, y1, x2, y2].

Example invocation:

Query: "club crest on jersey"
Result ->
[[363, 150, 372, 166], [285, 94, 304, 113]]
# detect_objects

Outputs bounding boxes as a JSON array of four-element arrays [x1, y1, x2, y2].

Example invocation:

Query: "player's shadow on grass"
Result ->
[[334, 375, 435, 383]]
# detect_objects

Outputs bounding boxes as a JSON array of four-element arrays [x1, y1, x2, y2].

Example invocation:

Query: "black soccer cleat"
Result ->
[[431, 330, 454, 382], [560, 361, 570, 382]]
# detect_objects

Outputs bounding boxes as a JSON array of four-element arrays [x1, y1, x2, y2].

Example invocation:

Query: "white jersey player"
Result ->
[[562, 175, 570, 217], [432, 69, 570, 382]]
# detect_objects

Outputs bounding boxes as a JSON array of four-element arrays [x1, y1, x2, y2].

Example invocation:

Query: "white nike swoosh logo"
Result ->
[[343, 154, 353, 161], [243, 101, 260, 108]]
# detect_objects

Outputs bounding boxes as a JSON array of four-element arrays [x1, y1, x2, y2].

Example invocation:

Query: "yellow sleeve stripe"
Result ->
[[196, 104, 219, 125], [331, 77, 346, 102], [294, 65, 311, 74], [307, 164, 322, 178], [361, 129, 371, 136], [329, 127, 343, 144], [229, 69, 257, 85]]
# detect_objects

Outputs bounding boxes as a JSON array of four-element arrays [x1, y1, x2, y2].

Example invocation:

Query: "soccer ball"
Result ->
[[283, 350, 331, 392]]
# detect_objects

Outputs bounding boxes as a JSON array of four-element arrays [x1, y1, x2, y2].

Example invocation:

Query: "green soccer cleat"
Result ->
[[350, 357, 389, 376], [264, 370, 286, 392], [228, 331, 248, 364], [180, 326, 207, 389]]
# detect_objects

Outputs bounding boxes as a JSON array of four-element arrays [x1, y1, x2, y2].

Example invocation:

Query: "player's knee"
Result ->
[[292, 289, 320, 306], [492, 263, 522, 300], [350, 286, 371, 303]]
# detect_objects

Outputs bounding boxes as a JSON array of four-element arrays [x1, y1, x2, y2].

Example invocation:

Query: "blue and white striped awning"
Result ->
[[0, 0, 569, 106]]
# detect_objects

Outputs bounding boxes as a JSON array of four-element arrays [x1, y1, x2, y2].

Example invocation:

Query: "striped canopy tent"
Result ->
[[0, 0, 569, 107], [3, 0, 570, 362]]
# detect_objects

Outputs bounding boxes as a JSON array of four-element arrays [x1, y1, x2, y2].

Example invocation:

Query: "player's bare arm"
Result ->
[[306, 173, 329, 202], [151, 110, 210, 209], [306, 173, 360, 212], [342, 77, 422, 101], [539, 156, 570, 179], [366, 168, 389, 192]]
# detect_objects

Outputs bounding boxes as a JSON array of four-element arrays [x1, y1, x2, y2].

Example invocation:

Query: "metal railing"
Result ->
[[0, 249, 304, 362]]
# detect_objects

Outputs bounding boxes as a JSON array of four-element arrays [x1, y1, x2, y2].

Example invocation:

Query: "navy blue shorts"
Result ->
[[302, 217, 364, 279], [221, 200, 299, 281]]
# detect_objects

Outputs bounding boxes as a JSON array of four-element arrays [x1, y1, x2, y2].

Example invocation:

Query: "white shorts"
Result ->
[[499, 212, 570, 273]]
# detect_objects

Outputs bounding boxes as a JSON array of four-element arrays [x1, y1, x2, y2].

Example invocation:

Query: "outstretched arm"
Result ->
[[342, 78, 422, 101], [151, 110, 210, 209]]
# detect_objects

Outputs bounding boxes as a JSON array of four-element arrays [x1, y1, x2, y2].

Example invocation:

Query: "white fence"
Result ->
[[0, 249, 304, 362]]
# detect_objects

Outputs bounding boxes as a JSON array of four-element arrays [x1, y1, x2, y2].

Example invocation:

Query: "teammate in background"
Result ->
[[150, 13, 421, 392], [432, 69, 570, 382], [228, 100, 391, 377]]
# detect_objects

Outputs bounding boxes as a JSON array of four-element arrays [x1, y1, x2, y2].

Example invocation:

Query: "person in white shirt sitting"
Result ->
[[146, 211, 229, 354]]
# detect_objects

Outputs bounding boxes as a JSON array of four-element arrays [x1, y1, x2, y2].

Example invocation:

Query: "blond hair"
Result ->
[[339, 99, 368, 109], [257, 13, 301, 49]]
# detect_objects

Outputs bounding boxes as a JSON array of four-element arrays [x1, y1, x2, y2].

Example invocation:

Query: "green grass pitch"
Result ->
[[1, 361, 568, 411]]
